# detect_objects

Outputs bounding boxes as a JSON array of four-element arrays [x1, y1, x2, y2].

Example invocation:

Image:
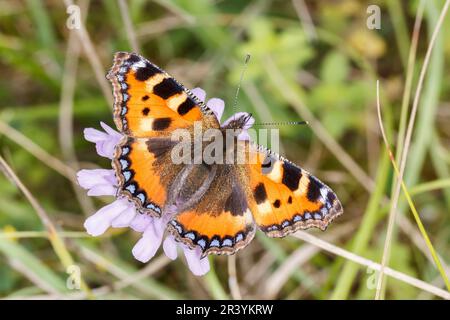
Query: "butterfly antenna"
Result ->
[[233, 54, 251, 125], [253, 120, 309, 126]]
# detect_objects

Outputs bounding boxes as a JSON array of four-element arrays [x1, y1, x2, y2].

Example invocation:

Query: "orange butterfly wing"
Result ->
[[168, 209, 255, 257], [167, 165, 256, 256], [166, 142, 343, 256], [107, 52, 219, 215], [106, 51, 219, 137], [247, 144, 343, 237]]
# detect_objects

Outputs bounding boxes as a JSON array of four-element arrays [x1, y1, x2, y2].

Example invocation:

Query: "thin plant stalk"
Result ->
[[375, 0, 450, 299], [293, 231, 450, 299], [118, 0, 141, 53], [376, 80, 450, 292], [0, 155, 94, 298]]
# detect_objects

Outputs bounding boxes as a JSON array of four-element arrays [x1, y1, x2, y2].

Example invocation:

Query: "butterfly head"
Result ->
[[221, 112, 254, 131]]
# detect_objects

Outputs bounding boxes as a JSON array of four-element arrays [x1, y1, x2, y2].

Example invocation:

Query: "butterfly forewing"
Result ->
[[107, 52, 218, 137]]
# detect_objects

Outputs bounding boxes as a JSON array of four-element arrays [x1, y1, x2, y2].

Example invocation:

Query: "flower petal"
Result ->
[[95, 139, 119, 159], [130, 213, 153, 232], [77, 169, 115, 189], [191, 87, 206, 102], [100, 121, 122, 139], [84, 123, 122, 159], [206, 98, 225, 122], [84, 128, 107, 143], [183, 246, 210, 276], [132, 219, 165, 263], [84, 198, 129, 236], [111, 204, 137, 228], [77, 169, 117, 196], [163, 236, 178, 260], [87, 184, 116, 196]]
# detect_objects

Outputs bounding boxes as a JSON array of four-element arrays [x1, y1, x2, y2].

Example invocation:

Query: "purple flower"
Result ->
[[83, 198, 135, 236], [78, 88, 255, 276], [77, 169, 117, 196], [84, 122, 122, 159], [192, 88, 225, 122]]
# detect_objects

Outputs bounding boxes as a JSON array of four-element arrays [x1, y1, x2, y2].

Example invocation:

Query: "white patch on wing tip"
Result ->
[[320, 187, 329, 202], [131, 60, 146, 71]]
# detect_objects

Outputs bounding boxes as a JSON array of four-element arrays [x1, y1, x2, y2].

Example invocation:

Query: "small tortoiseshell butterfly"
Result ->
[[106, 52, 343, 257]]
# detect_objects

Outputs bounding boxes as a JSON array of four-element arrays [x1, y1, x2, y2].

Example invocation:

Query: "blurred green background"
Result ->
[[0, 0, 449, 299]]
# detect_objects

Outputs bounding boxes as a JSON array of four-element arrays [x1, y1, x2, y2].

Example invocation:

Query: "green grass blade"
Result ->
[[0, 238, 68, 295]]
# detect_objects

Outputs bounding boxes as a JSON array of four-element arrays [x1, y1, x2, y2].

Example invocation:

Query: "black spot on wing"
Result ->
[[307, 176, 323, 202], [134, 61, 161, 81], [177, 98, 196, 116], [273, 199, 281, 208], [146, 138, 176, 158], [253, 183, 267, 204], [152, 117, 172, 131], [224, 185, 248, 216], [142, 107, 150, 116], [327, 191, 336, 202], [282, 161, 302, 191], [126, 54, 141, 64], [142, 95, 149, 101], [153, 78, 183, 99]]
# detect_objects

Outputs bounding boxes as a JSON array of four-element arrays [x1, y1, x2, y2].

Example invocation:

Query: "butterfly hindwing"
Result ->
[[106, 52, 219, 137], [167, 165, 256, 256], [168, 209, 255, 257], [248, 145, 343, 237]]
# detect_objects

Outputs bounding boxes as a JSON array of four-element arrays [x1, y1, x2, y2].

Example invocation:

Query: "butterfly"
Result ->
[[106, 52, 343, 257]]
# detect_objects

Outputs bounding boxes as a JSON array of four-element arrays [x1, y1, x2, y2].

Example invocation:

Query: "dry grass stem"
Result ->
[[118, 0, 141, 53], [63, 0, 113, 106], [293, 231, 450, 299], [228, 255, 242, 300], [292, 0, 317, 41]]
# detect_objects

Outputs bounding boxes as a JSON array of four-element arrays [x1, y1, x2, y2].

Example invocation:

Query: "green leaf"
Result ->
[[320, 51, 349, 84]]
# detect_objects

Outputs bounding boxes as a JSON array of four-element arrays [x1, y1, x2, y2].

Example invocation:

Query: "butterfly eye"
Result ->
[[244, 113, 253, 125]]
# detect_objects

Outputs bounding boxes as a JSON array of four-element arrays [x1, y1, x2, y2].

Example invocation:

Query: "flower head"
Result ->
[[84, 122, 122, 159], [78, 88, 255, 276]]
